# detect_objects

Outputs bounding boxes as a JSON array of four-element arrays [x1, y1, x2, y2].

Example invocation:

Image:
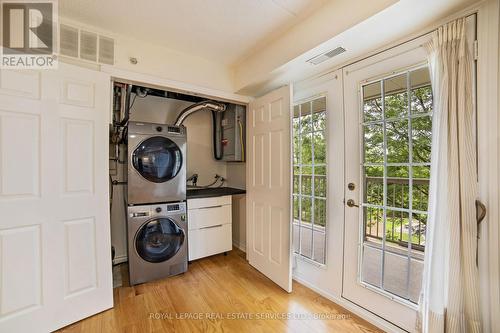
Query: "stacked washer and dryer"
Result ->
[[126, 122, 188, 285]]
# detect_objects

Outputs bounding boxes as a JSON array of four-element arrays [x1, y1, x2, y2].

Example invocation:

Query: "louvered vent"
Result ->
[[98, 36, 114, 65], [58, 24, 115, 65], [307, 47, 346, 65], [60, 24, 78, 57], [80, 31, 97, 62]]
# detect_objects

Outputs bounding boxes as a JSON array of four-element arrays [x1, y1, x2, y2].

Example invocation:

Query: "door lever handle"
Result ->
[[346, 199, 359, 208]]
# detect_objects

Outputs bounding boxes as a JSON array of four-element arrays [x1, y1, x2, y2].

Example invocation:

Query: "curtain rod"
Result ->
[[297, 12, 478, 85]]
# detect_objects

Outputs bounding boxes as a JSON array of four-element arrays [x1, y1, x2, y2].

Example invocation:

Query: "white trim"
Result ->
[[113, 255, 128, 266], [101, 65, 251, 105], [476, 1, 500, 332], [232, 240, 246, 253], [293, 274, 406, 333]]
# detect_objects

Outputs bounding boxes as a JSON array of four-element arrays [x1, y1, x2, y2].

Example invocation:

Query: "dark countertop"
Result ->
[[187, 187, 246, 199]]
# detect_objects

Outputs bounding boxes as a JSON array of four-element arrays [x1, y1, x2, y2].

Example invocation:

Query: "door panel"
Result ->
[[247, 85, 292, 292], [0, 63, 112, 332]]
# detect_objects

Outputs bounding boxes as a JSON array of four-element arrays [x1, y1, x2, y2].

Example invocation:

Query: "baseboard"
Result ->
[[292, 274, 405, 333], [232, 240, 246, 252], [113, 254, 128, 265]]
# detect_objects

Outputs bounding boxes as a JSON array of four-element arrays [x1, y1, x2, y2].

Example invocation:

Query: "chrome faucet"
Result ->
[[186, 173, 198, 186]]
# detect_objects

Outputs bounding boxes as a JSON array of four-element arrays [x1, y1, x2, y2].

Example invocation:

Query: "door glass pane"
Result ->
[[300, 102, 312, 133], [363, 81, 382, 122], [302, 133, 313, 165], [364, 166, 383, 206], [292, 96, 328, 265], [386, 119, 409, 163], [293, 166, 300, 194], [312, 230, 326, 264], [363, 123, 384, 164], [384, 73, 408, 119], [299, 226, 312, 258], [360, 67, 431, 304], [412, 116, 432, 163], [313, 132, 326, 164], [314, 173, 326, 198], [361, 244, 382, 288], [312, 97, 326, 131], [410, 67, 432, 114], [364, 206, 383, 243], [387, 166, 409, 209]]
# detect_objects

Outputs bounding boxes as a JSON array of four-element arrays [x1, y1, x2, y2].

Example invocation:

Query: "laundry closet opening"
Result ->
[[108, 80, 247, 287]]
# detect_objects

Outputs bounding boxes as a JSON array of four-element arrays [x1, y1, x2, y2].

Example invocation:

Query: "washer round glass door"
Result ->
[[132, 136, 182, 183], [135, 218, 185, 263]]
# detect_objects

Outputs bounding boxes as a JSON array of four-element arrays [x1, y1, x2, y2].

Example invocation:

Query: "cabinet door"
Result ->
[[0, 63, 112, 332], [188, 224, 233, 261]]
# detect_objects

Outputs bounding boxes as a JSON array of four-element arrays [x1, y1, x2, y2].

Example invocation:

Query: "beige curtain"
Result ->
[[418, 18, 481, 332]]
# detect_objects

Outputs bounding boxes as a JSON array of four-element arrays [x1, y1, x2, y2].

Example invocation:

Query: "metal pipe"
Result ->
[[119, 84, 132, 126], [174, 100, 226, 126]]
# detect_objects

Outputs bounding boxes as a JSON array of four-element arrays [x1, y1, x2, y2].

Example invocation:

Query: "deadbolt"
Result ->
[[346, 199, 359, 208], [348, 182, 356, 191]]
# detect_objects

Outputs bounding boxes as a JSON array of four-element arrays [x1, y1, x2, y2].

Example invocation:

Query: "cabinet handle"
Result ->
[[199, 205, 223, 210], [200, 224, 223, 230]]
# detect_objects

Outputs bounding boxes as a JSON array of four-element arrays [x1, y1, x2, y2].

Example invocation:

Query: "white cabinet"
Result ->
[[187, 195, 232, 260]]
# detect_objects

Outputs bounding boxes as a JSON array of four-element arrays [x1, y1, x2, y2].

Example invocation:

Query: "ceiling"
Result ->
[[59, 0, 328, 66], [235, 0, 480, 95]]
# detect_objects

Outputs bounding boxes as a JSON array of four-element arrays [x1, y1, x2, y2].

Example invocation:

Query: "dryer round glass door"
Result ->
[[132, 136, 183, 183], [135, 218, 185, 263]]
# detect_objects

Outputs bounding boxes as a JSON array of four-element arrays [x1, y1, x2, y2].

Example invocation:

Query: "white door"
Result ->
[[343, 18, 475, 332], [343, 37, 431, 331], [247, 85, 293, 292], [0, 63, 113, 332]]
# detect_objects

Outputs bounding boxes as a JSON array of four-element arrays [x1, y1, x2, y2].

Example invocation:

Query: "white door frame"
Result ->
[[476, 1, 500, 331]]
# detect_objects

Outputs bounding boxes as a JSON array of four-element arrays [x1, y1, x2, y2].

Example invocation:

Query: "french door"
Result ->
[[343, 37, 432, 332]]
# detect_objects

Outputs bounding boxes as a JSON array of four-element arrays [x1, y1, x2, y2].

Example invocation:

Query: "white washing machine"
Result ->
[[127, 121, 186, 205], [127, 202, 187, 285]]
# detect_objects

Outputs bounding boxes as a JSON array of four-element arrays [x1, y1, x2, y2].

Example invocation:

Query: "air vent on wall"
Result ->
[[98, 35, 115, 65], [60, 24, 78, 57], [306, 47, 346, 65], [80, 31, 98, 62], [59, 23, 115, 65]]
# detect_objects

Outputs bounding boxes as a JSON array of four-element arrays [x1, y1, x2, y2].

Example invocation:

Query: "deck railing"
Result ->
[[364, 176, 428, 251]]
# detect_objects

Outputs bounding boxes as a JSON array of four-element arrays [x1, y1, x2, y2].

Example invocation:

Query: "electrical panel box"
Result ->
[[221, 104, 246, 162]]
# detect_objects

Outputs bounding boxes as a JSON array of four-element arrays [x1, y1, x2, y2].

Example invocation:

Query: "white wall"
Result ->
[[231, 194, 247, 252], [226, 163, 246, 189], [61, 17, 235, 94]]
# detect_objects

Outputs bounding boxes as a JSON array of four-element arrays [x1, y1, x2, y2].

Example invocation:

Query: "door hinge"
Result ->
[[473, 40, 478, 60]]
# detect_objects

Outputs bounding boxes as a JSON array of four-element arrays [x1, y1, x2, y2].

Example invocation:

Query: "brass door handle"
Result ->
[[346, 199, 359, 208]]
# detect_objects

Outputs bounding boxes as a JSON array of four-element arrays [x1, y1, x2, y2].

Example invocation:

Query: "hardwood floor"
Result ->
[[59, 249, 381, 333]]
